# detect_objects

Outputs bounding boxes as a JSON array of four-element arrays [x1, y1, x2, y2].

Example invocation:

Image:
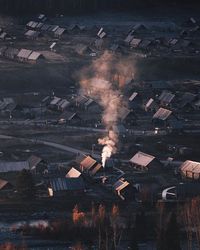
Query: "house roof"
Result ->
[[25, 30, 40, 37], [28, 51, 43, 61], [118, 106, 131, 120], [59, 111, 78, 121], [124, 34, 134, 43], [97, 27, 106, 38], [0, 46, 7, 56], [4, 47, 19, 56], [112, 124, 126, 134], [41, 24, 51, 31], [54, 27, 66, 36], [0, 179, 10, 190], [181, 160, 200, 175], [145, 98, 154, 109], [50, 96, 61, 105], [113, 179, 130, 192], [158, 91, 175, 104], [134, 24, 148, 31], [139, 39, 152, 49], [68, 24, 85, 31], [49, 177, 84, 191], [130, 38, 142, 48], [27, 155, 42, 169], [75, 44, 93, 55], [153, 108, 172, 121], [0, 161, 30, 173], [130, 151, 155, 167], [90, 163, 102, 176], [179, 92, 197, 107], [17, 49, 32, 59], [129, 92, 138, 102], [50, 42, 57, 50], [0, 32, 8, 39], [75, 95, 89, 105], [80, 156, 97, 170], [66, 167, 81, 178], [58, 99, 70, 109]]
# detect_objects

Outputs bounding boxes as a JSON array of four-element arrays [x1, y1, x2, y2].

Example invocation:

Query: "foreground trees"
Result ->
[[16, 169, 35, 199]]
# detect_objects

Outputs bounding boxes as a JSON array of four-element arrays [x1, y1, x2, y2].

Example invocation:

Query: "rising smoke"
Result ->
[[79, 51, 135, 167]]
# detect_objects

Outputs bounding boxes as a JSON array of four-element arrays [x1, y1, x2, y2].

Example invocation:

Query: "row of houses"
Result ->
[[0, 47, 44, 63], [26, 20, 87, 38]]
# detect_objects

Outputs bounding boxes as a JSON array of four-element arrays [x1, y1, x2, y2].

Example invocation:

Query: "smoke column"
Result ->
[[79, 51, 134, 167]]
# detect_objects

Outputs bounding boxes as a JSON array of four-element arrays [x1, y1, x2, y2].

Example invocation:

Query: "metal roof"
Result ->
[[66, 167, 81, 178], [49, 177, 84, 191], [153, 108, 172, 121], [17, 49, 32, 59], [0, 161, 30, 173], [159, 91, 175, 105], [130, 151, 155, 167]]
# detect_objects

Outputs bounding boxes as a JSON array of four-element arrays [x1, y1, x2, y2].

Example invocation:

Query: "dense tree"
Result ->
[[16, 169, 36, 199], [165, 212, 181, 250]]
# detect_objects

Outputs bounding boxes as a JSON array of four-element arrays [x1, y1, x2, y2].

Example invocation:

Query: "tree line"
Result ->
[[0, 0, 198, 16]]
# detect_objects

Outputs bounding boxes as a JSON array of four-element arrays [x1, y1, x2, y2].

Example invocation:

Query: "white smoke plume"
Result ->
[[79, 51, 135, 167]]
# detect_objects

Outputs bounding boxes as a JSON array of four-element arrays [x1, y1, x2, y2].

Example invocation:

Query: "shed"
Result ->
[[180, 160, 200, 180]]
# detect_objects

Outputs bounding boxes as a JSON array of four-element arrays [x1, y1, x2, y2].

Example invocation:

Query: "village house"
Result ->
[[180, 160, 200, 180], [48, 177, 85, 197], [130, 151, 162, 172]]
